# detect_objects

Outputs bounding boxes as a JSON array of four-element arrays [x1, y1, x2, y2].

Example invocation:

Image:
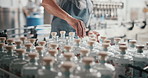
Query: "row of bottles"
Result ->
[[0, 30, 147, 78]]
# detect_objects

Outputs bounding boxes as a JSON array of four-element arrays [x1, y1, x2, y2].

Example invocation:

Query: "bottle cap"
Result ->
[[64, 45, 72, 51], [82, 57, 94, 64], [25, 43, 32, 48], [119, 46, 127, 51], [61, 62, 75, 70], [5, 45, 14, 50], [114, 38, 121, 42], [7, 38, 14, 43], [36, 46, 43, 51], [15, 41, 22, 45], [104, 39, 111, 43], [63, 53, 74, 59], [136, 45, 145, 49], [48, 49, 58, 56], [38, 41, 46, 46], [50, 43, 58, 49], [102, 43, 110, 48], [51, 32, 57, 36], [0, 43, 5, 47], [28, 53, 37, 59], [69, 32, 75, 36], [43, 57, 54, 65], [0, 37, 6, 41], [129, 40, 137, 44], [60, 31, 66, 34], [101, 36, 106, 40], [29, 38, 36, 43], [74, 39, 81, 43], [88, 41, 95, 46], [90, 38, 97, 42], [119, 42, 126, 46], [15, 49, 25, 54], [98, 52, 108, 60], [80, 49, 89, 55], [20, 37, 27, 41]]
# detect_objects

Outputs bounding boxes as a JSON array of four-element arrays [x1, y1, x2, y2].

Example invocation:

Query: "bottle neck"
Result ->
[[130, 44, 135, 48], [26, 47, 31, 52], [0, 41, 5, 43], [0, 47, 4, 52], [30, 58, 37, 65], [89, 45, 93, 51], [7, 50, 14, 56], [61, 34, 65, 39], [84, 64, 91, 70], [137, 49, 143, 53], [16, 45, 21, 49], [120, 50, 126, 55], [18, 54, 25, 60], [100, 60, 106, 64], [103, 47, 108, 51], [38, 51, 43, 56], [63, 70, 71, 78], [45, 65, 52, 70], [8, 42, 13, 45]]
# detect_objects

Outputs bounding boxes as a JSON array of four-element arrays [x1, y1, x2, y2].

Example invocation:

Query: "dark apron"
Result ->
[[51, 0, 93, 37]]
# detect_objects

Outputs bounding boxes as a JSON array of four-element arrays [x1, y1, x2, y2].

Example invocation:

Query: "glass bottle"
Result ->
[[133, 45, 147, 78], [25, 43, 33, 53], [93, 52, 115, 78], [73, 39, 82, 56], [20, 37, 27, 45], [60, 31, 66, 40], [78, 49, 90, 60], [0, 45, 17, 78], [38, 41, 46, 47], [0, 37, 6, 43], [29, 38, 36, 49], [56, 62, 79, 78], [114, 38, 121, 46], [100, 36, 106, 44], [22, 52, 39, 78], [68, 32, 75, 44], [7, 38, 14, 45], [37, 56, 58, 78], [50, 32, 57, 42], [114, 45, 133, 78], [15, 40, 22, 49], [36, 46, 44, 66], [87, 41, 98, 61], [0, 43, 5, 59], [48, 49, 62, 71], [128, 40, 137, 56], [75, 57, 101, 78], [63, 53, 77, 63], [63, 45, 72, 53], [10, 49, 28, 77]]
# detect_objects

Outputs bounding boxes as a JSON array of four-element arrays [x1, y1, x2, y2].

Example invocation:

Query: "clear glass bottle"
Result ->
[[128, 40, 137, 56], [133, 45, 147, 78], [38, 41, 46, 47], [87, 41, 98, 61], [73, 39, 82, 56], [93, 52, 115, 78], [7, 38, 15, 45], [0, 45, 17, 78], [29, 38, 36, 49], [63, 45, 73, 53], [0, 43, 5, 59], [100, 36, 106, 44], [37, 56, 58, 78], [10, 49, 28, 77], [75, 57, 101, 78], [36, 46, 44, 66], [20, 37, 27, 45], [49, 32, 58, 43], [0, 37, 6, 43], [22, 52, 39, 78], [56, 62, 79, 78], [78, 49, 90, 60], [25, 43, 33, 53], [68, 32, 75, 44], [15, 40, 22, 49], [114, 45, 133, 78]]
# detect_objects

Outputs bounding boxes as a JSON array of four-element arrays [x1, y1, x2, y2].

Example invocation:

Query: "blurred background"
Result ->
[[0, 0, 148, 43]]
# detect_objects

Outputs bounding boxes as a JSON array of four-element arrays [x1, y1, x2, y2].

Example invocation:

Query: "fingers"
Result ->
[[79, 20, 86, 38]]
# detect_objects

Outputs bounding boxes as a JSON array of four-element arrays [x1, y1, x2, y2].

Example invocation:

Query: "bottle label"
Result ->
[[115, 64, 133, 78], [133, 61, 147, 78]]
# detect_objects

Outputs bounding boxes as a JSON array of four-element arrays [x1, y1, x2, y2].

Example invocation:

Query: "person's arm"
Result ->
[[41, 0, 86, 38]]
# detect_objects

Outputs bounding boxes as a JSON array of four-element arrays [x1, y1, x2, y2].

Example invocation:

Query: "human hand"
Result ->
[[66, 17, 86, 38]]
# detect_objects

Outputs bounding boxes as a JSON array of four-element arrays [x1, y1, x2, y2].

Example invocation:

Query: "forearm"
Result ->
[[42, 0, 72, 21]]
